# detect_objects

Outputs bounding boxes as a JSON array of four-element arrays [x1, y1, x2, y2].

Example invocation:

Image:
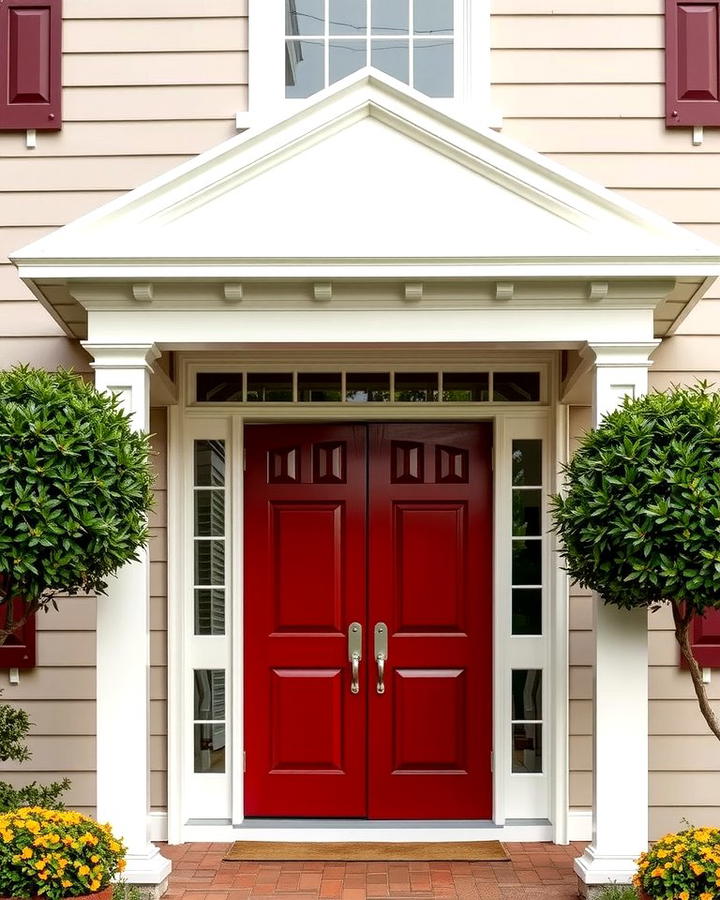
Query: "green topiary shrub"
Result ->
[[0, 365, 154, 643], [551, 384, 720, 740]]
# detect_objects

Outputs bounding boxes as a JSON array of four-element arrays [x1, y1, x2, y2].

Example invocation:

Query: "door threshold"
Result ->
[[179, 819, 553, 844]]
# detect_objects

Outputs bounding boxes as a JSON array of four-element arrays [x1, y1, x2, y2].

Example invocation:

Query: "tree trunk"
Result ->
[[672, 602, 720, 741]]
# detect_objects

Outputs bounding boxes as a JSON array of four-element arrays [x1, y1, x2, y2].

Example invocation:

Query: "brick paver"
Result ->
[[160, 841, 585, 899]]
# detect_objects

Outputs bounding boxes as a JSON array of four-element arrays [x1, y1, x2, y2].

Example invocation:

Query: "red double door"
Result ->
[[244, 424, 493, 820]]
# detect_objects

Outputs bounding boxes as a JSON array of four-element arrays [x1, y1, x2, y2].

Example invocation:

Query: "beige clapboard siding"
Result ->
[[63, 85, 247, 121], [0, 155, 192, 192], [503, 118, 720, 153], [64, 52, 248, 87], [0, 121, 237, 158], [0, 191, 123, 227], [64, 19, 247, 54], [493, 50, 662, 84], [493, 84, 663, 118], [0, 302, 65, 337], [64, 0, 247, 18], [494, 0, 662, 13], [492, 15, 663, 48], [0, 338, 91, 370]]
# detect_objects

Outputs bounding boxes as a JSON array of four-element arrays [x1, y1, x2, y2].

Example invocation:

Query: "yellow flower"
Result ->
[[679, 892, 689, 900], [38, 871, 49, 881], [78, 864, 91, 876], [25, 819, 40, 834], [109, 840, 121, 852], [90, 880, 101, 891], [0, 829, 13, 842], [61, 881, 72, 889], [21, 845, 33, 858], [118, 859, 126, 871], [692, 862, 705, 875], [35, 859, 47, 870], [651, 867, 665, 878], [90, 853, 100, 863], [657, 849, 669, 858], [701, 893, 714, 900]]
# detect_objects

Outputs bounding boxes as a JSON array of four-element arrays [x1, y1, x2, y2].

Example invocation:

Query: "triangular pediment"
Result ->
[[12, 72, 720, 271]]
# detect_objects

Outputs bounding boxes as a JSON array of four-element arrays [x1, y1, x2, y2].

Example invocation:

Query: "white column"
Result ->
[[574, 342, 659, 893], [83, 343, 172, 892]]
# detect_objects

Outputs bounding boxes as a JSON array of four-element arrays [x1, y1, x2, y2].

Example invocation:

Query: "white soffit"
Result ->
[[11, 71, 720, 278]]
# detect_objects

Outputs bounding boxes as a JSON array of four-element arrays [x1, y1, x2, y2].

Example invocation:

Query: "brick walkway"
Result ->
[[161, 841, 585, 899]]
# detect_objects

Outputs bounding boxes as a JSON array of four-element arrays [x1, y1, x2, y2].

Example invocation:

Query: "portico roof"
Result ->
[[11, 70, 720, 340]]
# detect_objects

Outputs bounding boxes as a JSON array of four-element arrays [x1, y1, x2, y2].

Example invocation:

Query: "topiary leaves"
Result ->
[[551, 383, 720, 614], [0, 366, 154, 626]]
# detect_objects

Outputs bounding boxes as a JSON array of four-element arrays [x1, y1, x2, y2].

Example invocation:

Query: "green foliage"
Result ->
[[594, 885, 638, 900], [551, 384, 720, 614], [0, 365, 154, 635], [0, 692, 70, 813], [113, 882, 146, 900]]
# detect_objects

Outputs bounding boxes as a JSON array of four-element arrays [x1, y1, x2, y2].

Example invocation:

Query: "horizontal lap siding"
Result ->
[[513, 1, 720, 831], [0, 3, 247, 313]]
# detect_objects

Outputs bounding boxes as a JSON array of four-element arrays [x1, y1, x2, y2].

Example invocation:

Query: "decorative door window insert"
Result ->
[[511, 669, 542, 773], [196, 371, 540, 403], [285, 0, 454, 99], [511, 439, 543, 635], [193, 440, 226, 635]]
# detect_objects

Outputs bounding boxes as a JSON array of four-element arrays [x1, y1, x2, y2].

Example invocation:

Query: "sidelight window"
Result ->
[[511, 439, 543, 636], [193, 669, 226, 773], [193, 440, 226, 635]]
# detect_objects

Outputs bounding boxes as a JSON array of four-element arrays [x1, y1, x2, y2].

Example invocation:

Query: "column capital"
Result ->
[[81, 342, 160, 372], [583, 341, 660, 368]]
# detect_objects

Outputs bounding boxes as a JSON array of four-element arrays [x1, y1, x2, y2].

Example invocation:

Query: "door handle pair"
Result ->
[[347, 622, 388, 695]]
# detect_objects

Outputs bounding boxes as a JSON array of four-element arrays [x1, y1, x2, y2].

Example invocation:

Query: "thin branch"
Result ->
[[672, 602, 720, 741]]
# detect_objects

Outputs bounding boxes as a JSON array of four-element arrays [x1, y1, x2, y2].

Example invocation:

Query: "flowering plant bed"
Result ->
[[634, 826, 720, 900], [0, 807, 126, 900]]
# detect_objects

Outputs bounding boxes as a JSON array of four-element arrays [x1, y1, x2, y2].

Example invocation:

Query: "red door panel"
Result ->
[[368, 424, 493, 819], [244, 425, 367, 816]]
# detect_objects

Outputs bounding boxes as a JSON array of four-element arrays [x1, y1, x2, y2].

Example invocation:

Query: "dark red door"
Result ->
[[244, 424, 493, 819], [244, 425, 368, 816], [367, 425, 493, 819]]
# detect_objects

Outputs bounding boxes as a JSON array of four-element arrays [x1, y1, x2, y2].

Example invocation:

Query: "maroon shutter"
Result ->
[[0, 0, 61, 131], [666, 1, 720, 126], [0, 599, 36, 669], [687, 609, 720, 667]]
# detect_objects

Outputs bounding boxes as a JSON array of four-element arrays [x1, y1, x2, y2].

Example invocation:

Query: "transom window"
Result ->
[[196, 370, 541, 403], [285, 0, 454, 99]]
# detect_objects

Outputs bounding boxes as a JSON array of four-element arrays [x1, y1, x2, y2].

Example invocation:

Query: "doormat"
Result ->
[[223, 840, 509, 862]]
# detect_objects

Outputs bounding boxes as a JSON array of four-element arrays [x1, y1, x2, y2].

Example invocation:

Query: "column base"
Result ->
[[121, 843, 173, 898], [574, 845, 638, 890]]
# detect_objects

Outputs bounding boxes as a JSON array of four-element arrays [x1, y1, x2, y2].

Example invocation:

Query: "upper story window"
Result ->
[[285, 0, 454, 99]]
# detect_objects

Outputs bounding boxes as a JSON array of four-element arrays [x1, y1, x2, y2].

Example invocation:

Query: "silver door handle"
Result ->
[[374, 622, 388, 695], [348, 622, 362, 694]]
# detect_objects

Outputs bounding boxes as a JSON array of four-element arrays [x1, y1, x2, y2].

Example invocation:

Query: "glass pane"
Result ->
[[194, 669, 225, 720], [194, 724, 226, 773], [194, 490, 225, 537], [442, 372, 489, 402], [512, 489, 541, 537], [371, 39, 409, 82], [196, 373, 243, 403], [195, 540, 225, 586], [247, 373, 293, 402], [194, 440, 226, 487], [512, 589, 542, 636], [372, 0, 408, 33], [194, 589, 226, 636], [512, 540, 541, 586], [330, 0, 367, 34], [286, 40, 325, 98], [512, 669, 542, 721], [512, 724, 542, 773], [512, 440, 542, 487], [414, 0, 453, 33], [394, 372, 438, 402], [286, 0, 324, 35], [413, 39, 453, 97], [494, 371, 540, 402], [346, 372, 391, 402], [298, 373, 342, 402], [330, 39, 367, 83]]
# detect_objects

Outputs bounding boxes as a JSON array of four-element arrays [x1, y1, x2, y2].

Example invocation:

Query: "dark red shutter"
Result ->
[[0, 599, 36, 669], [0, 0, 61, 131], [666, 1, 720, 126], [687, 609, 720, 667]]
